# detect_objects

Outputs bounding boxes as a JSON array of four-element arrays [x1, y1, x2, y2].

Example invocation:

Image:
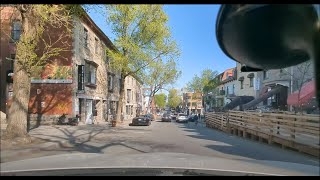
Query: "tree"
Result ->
[[186, 69, 219, 93], [167, 89, 182, 109], [283, 60, 315, 112], [105, 5, 179, 123], [2, 5, 83, 139], [142, 59, 181, 112], [154, 93, 167, 109]]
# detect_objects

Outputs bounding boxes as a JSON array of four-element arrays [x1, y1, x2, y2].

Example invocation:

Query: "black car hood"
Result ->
[[1, 152, 318, 176]]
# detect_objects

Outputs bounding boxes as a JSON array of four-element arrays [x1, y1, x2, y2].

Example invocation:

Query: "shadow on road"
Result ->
[[176, 122, 319, 166], [30, 126, 148, 155]]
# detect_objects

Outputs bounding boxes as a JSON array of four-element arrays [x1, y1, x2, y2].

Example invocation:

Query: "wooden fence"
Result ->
[[205, 111, 320, 157]]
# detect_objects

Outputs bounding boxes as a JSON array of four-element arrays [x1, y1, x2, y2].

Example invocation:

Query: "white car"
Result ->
[[177, 114, 188, 123]]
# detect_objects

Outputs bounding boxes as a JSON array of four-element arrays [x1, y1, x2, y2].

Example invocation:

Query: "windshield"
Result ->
[[1, 4, 319, 176]]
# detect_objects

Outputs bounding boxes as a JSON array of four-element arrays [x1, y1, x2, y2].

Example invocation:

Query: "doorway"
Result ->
[[86, 99, 93, 124]]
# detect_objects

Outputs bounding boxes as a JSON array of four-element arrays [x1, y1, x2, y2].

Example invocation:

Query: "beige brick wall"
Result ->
[[235, 62, 259, 97], [123, 75, 143, 120], [72, 17, 110, 122]]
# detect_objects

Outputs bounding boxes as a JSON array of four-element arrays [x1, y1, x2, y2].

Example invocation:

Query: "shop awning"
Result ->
[[287, 80, 316, 106]]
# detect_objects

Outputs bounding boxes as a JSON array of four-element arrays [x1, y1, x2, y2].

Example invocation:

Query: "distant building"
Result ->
[[205, 67, 237, 111], [183, 92, 203, 115], [235, 62, 260, 98], [122, 75, 144, 121]]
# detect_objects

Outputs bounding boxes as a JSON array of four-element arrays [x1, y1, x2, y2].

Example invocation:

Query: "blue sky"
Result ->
[[87, 5, 236, 90]]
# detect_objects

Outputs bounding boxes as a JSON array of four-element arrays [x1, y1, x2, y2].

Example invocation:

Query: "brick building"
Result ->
[[0, 6, 118, 125], [122, 75, 144, 121]]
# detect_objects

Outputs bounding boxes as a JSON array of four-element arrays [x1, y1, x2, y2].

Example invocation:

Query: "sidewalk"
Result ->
[[0, 120, 133, 163]]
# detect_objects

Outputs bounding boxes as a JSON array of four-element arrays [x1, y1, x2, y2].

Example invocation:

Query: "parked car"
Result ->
[[161, 113, 171, 122], [176, 113, 185, 120], [129, 115, 151, 126], [187, 114, 198, 122], [176, 114, 188, 123], [145, 113, 156, 121], [170, 113, 176, 120]]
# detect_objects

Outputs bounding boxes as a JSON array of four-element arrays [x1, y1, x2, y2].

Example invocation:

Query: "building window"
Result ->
[[78, 65, 85, 91], [263, 70, 269, 80], [85, 62, 96, 85], [108, 73, 114, 92], [126, 105, 129, 115], [95, 38, 99, 54], [84, 28, 88, 48], [132, 91, 134, 101], [226, 86, 229, 95], [249, 78, 253, 87], [240, 80, 244, 89], [11, 21, 21, 42], [127, 89, 131, 103]]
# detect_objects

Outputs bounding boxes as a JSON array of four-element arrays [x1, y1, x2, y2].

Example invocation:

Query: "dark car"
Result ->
[[187, 114, 198, 122], [130, 115, 151, 126], [145, 113, 155, 121], [161, 113, 171, 122]]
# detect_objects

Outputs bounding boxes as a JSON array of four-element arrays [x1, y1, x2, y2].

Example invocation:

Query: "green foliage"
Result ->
[[167, 89, 182, 108], [186, 69, 219, 93], [14, 5, 77, 74], [30, 66, 44, 79], [142, 58, 181, 96], [105, 5, 180, 79], [154, 93, 167, 108]]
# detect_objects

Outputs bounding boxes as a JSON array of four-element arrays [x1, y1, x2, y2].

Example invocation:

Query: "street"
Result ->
[[1, 118, 319, 167]]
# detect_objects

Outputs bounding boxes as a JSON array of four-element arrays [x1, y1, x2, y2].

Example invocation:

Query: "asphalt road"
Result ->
[[1, 119, 319, 167]]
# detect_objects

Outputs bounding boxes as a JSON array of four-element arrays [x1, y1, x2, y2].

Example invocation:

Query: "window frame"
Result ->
[[263, 70, 269, 80], [127, 89, 131, 103], [11, 21, 21, 42], [84, 27, 88, 48], [108, 72, 115, 92], [84, 60, 97, 87], [95, 37, 99, 54], [249, 77, 253, 87]]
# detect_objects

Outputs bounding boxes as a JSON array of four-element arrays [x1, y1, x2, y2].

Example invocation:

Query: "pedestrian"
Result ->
[[194, 114, 199, 126]]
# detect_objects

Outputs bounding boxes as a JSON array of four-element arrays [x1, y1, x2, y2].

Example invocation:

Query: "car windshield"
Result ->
[[1, 4, 319, 176]]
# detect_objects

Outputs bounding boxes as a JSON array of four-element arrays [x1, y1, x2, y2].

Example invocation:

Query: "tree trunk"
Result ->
[[5, 11, 33, 139], [5, 63, 31, 138], [115, 73, 125, 123], [146, 87, 154, 114], [148, 90, 156, 114]]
